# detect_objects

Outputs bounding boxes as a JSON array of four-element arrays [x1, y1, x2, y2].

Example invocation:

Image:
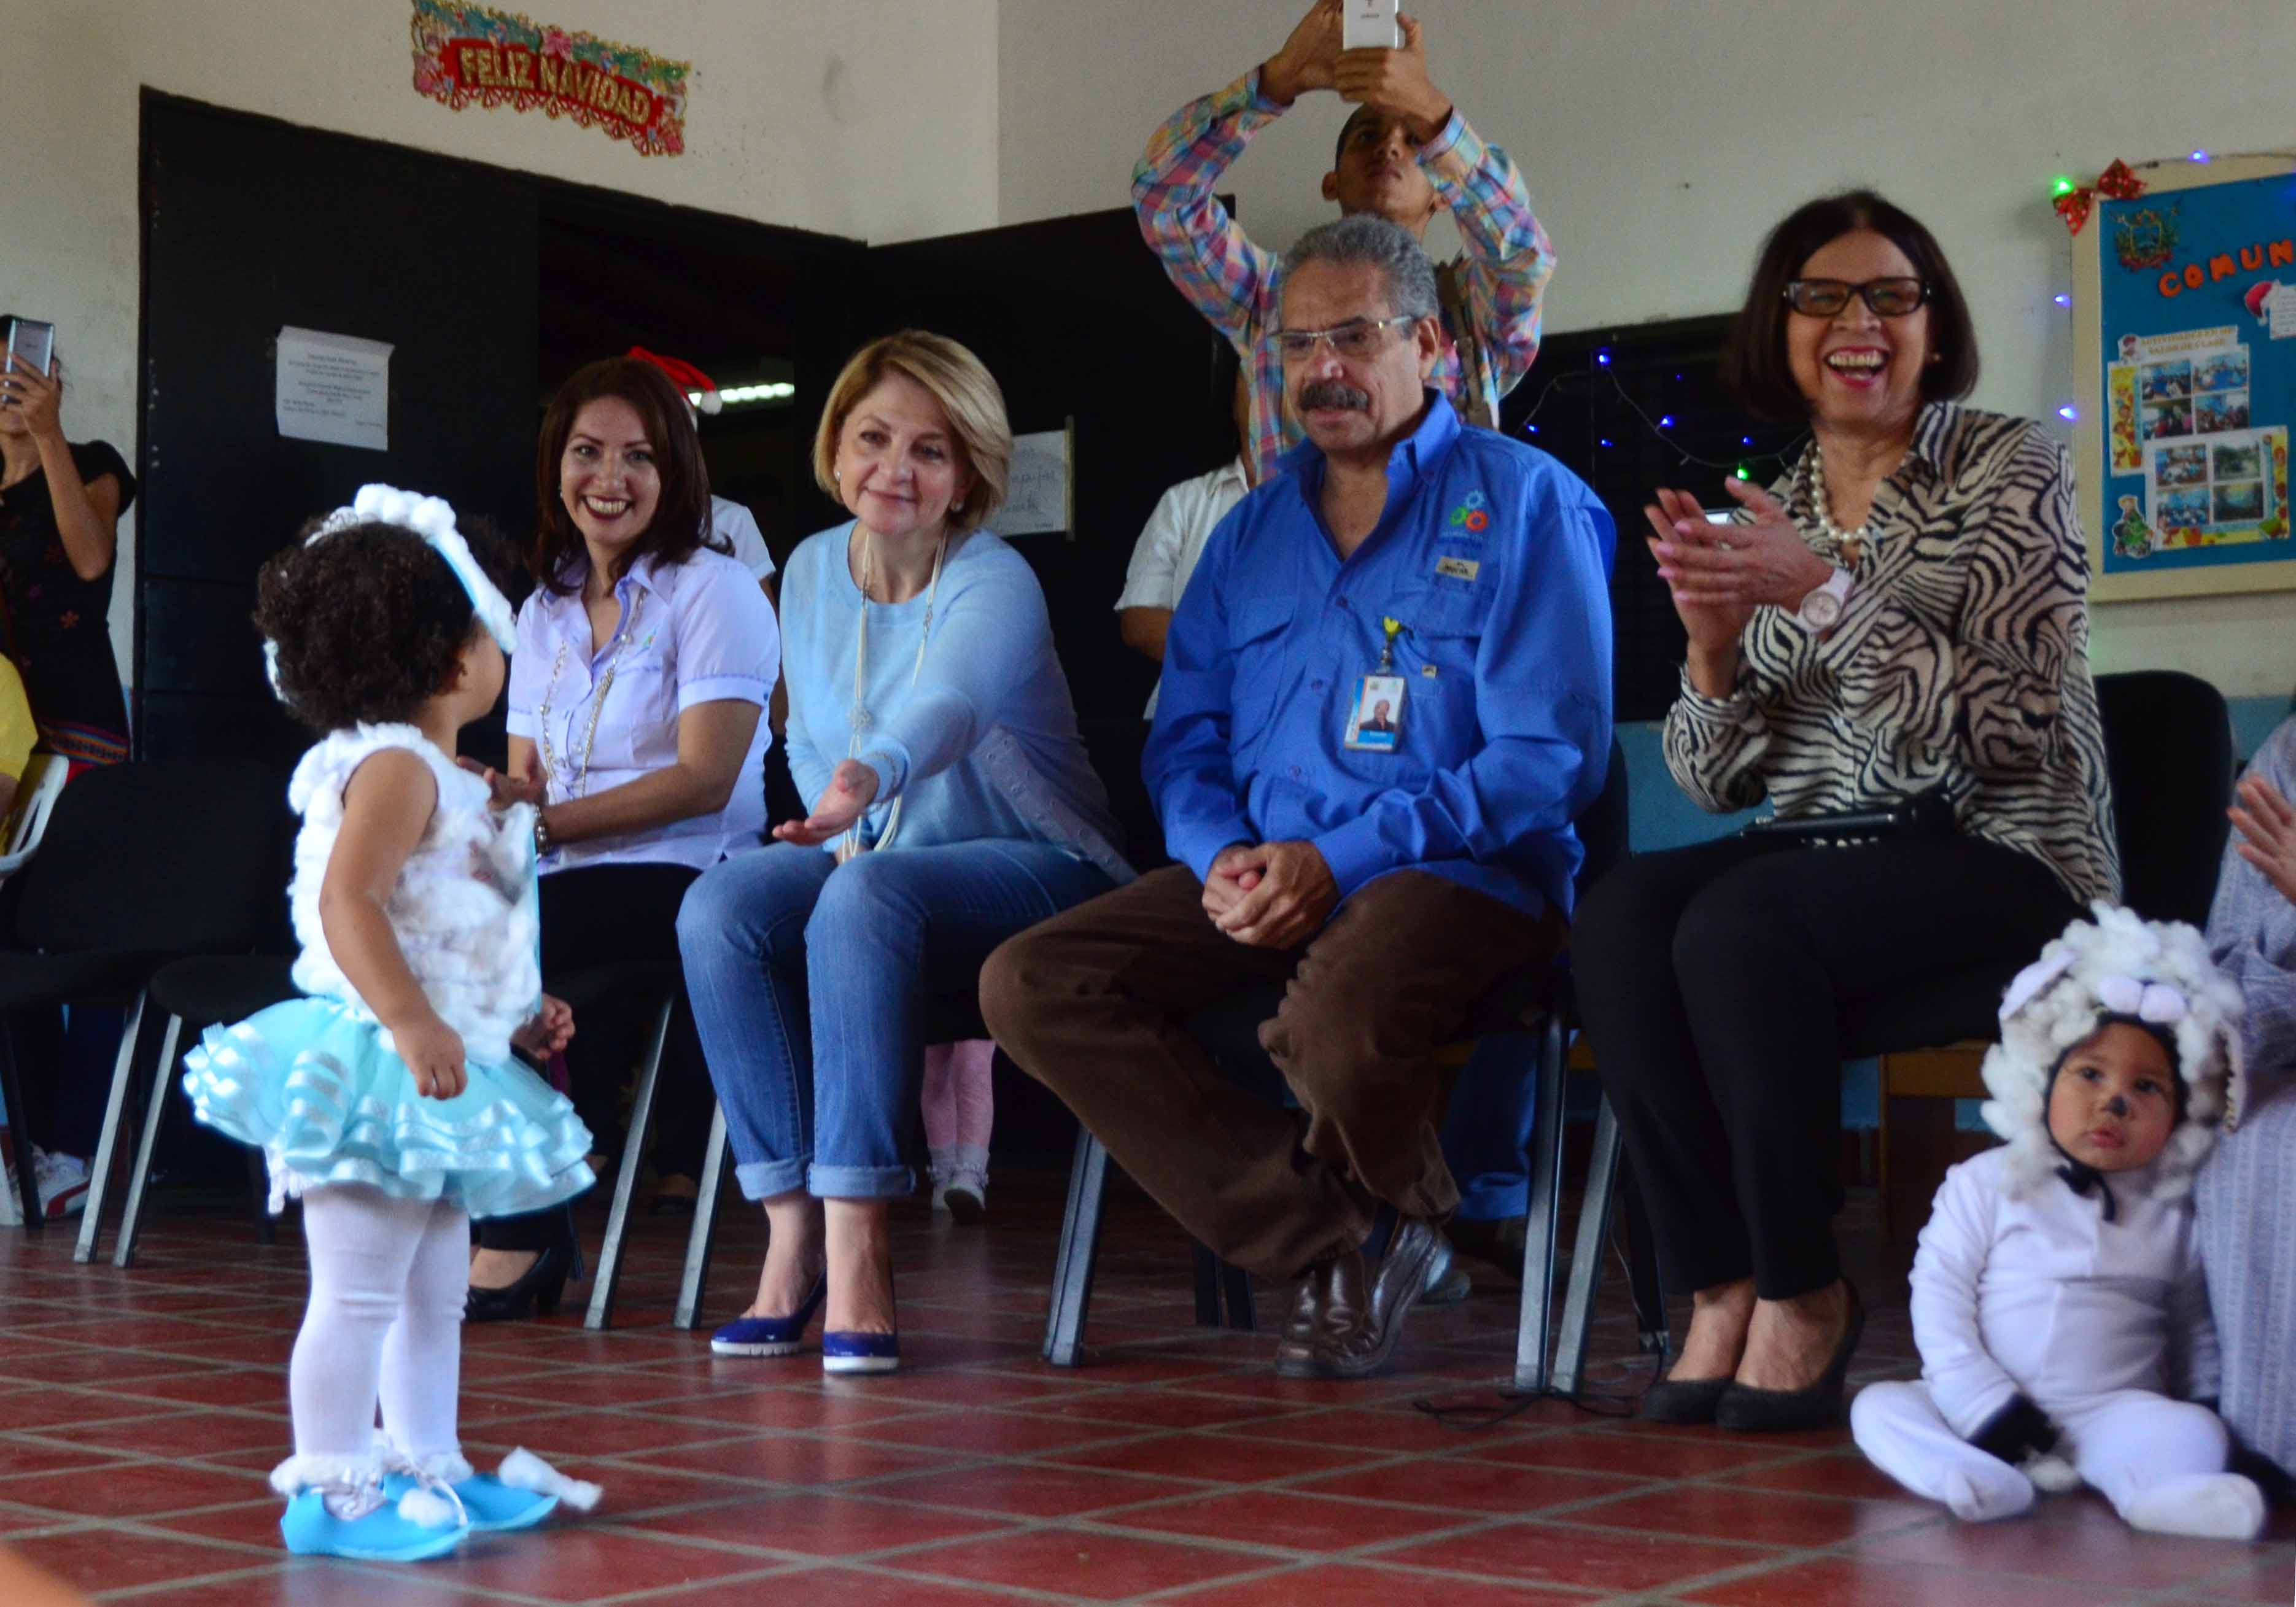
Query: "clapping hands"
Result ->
[[2229, 772, 2296, 907]]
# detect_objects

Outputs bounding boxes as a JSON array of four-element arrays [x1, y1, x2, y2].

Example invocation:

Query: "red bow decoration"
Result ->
[[2055, 160, 2147, 235]]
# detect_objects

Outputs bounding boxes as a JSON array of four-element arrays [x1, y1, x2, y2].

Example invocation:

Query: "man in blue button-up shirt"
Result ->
[[987, 215, 1613, 1381]]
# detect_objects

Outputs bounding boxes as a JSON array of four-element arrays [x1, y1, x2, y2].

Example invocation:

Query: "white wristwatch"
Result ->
[[1794, 565, 1855, 632]]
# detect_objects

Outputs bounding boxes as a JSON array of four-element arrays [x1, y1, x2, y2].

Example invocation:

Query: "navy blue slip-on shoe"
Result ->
[[710, 1273, 827, 1357], [821, 1330, 899, 1375]]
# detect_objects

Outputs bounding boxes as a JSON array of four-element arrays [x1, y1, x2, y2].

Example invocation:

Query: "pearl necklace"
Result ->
[[844, 527, 946, 858], [1802, 446, 1872, 565], [536, 587, 645, 802]]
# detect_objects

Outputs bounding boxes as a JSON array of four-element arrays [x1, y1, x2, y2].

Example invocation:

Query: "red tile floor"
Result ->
[[0, 1174, 2289, 1605]]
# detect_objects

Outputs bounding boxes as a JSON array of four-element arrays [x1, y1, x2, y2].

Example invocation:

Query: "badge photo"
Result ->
[[1344, 673, 1406, 751]]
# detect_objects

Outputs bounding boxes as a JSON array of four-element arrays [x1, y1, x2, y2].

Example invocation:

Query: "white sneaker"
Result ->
[[931, 1177, 987, 1222], [29, 1148, 88, 1218]]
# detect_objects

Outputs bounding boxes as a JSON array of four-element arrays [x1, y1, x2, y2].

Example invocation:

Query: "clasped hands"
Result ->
[[1263, 0, 1450, 139], [1203, 840, 1337, 950], [1645, 479, 1836, 650]]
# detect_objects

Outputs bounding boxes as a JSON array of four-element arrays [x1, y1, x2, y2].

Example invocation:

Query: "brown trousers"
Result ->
[[980, 865, 1561, 1279]]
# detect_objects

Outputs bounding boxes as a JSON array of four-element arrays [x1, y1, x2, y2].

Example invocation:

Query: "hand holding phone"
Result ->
[[1341, 0, 1400, 50], [2, 319, 56, 406]]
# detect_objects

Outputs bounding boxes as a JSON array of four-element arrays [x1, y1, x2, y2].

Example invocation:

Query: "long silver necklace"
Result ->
[[843, 527, 946, 858], [536, 586, 646, 800]]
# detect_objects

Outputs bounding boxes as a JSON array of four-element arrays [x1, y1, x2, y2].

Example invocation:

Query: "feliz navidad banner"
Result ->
[[410, 2, 689, 157]]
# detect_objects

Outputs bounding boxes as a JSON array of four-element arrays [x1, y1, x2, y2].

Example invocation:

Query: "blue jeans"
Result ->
[[1441, 1033, 1537, 1222], [677, 839, 1116, 1201]]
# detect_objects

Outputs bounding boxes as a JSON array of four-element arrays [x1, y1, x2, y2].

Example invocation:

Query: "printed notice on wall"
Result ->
[[276, 326, 392, 451], [1002, 425, 1073, 538]]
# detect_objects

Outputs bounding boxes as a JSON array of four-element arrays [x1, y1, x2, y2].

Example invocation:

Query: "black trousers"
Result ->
[[1572, 831, 2079, 1301], [478, 861, 710, 1252]]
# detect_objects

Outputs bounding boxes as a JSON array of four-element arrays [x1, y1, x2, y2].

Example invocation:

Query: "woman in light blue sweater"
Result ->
[[678, 331, 1128, 1373]]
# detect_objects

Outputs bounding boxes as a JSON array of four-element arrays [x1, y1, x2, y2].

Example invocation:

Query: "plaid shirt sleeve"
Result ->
[[1419, 110, 1554, 401], [1131, 70, 1286, 354]]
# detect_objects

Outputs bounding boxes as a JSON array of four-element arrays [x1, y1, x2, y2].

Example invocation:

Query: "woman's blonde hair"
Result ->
[[812, 331, 1012, 535]]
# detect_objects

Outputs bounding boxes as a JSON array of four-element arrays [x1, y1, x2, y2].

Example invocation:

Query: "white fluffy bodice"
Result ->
[[286, 725, 541, 1065]]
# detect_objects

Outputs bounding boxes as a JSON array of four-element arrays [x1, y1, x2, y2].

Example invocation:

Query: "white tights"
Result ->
[[291, 1184, 468, 1471], [1853, 1381, 2265, 1539]]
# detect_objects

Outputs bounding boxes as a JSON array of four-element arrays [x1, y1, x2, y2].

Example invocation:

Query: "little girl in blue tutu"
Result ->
[[183, 486, 603, 1562]]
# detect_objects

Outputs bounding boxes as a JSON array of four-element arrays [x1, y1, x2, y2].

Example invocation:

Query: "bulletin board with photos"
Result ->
[[2074, 155, 2296, 602]]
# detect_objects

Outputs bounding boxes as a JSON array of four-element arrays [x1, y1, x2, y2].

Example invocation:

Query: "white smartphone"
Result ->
[[3, 319, 55, 387], [1343, 0, 1400, 50]]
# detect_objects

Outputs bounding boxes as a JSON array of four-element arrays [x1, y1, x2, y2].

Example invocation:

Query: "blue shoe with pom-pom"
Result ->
[[279, 1489, 468, 1562]]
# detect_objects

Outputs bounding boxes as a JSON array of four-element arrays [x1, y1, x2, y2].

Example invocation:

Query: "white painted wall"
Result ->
[[2, 0, 999, 680], [998, 0, 2296, 695]]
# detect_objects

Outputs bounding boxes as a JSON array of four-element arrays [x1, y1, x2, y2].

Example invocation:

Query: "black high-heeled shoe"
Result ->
[[1715, 1279, 1864, 1432], [1639, 1365, 1734, 1425], [465, 1239, 586, 1323]]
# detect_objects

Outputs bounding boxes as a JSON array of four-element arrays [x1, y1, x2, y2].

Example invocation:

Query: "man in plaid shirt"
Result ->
[[1133, 0, 1555, 484]]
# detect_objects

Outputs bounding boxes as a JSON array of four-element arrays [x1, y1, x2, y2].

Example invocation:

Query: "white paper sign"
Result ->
[[2267, 282, 2296, 341], [276, 325, 392, 451], [1001, 426, 1071, 537]]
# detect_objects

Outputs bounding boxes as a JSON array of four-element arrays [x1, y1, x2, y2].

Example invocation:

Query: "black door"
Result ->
[[138, 91, 541, 762]]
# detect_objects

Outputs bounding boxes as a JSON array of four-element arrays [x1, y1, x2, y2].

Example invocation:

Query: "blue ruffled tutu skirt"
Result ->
[[182, 999, 595, 1219]]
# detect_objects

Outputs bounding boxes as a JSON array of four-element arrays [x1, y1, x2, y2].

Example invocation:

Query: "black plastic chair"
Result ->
[[1041, 740, 1669, 1392], [0, 759, 297, 1253], [560, 959, 681, 1331], [672, 989, 990, 1332], [1870, 670, 2234, 1234], [101, 952, 299, 1266]]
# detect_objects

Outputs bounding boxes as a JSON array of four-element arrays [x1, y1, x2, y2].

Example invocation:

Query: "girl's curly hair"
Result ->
[[254, 516, 512, 732]]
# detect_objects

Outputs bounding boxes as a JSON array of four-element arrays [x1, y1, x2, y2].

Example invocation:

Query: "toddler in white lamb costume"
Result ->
[[1852, 905, 2267, 1541]]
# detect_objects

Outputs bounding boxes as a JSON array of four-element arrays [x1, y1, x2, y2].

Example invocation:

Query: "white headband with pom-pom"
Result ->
[[265, 484, 516, 697], [1979, 902, 2247, 1199]]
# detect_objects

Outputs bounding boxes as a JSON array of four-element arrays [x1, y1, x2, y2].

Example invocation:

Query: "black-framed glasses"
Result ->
[[1783, 277, 1930, 317], [1270, 314, 1419, 364]]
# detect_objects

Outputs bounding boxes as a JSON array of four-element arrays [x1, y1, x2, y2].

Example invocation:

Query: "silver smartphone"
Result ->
[[1343, 0, 1400, 50], [2, 319, 55, 398]]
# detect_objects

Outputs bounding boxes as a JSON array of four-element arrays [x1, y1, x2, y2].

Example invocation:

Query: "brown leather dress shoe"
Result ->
[[1276, 1216, 1441, 1380]]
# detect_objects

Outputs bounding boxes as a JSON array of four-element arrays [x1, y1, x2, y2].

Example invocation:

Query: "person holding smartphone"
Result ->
[[1131, 0, 1554, 482], [0, 345, 135, 770], [0, 337, 138, 1218]]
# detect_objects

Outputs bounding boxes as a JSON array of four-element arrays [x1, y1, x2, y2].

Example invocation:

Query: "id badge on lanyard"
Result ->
[[1343, 615, 1408, 752]]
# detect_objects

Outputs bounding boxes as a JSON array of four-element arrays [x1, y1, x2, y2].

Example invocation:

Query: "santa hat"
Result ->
[[627, 347, 721, 416], [1980, 902, 2246, 1200]]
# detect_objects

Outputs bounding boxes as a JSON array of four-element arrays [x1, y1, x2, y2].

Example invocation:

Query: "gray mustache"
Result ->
[[1298, 380, 1370, 412]]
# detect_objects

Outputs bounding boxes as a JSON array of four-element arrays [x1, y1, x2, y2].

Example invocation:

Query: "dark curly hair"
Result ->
[[532, 357, 719, 597], [254, 516, 511, 733]]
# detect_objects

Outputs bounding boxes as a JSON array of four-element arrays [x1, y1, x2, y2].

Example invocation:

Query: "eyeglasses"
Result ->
[[1271, 315, 1419, 364], [1783, 277, 1929, 317]]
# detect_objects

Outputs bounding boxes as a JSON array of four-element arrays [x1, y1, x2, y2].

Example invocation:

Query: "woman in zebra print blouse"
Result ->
[[1573, 192, 2117, 1434]]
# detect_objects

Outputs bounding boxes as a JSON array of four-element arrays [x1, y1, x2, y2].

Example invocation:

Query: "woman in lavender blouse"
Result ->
[[467, 355, 779, 1319]]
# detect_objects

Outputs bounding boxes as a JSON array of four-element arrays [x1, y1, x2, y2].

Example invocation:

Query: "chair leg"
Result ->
[[76, 992, 150, 1264], [584, 994, 673, 1333], [112, 1012, 185, 1269], [1190, 1242, 1222, 1326], [1512, 1008, 1568, 1395], [673, 1104, 731, 1332], [1217, 1258, 1255, 1331], [0, 1018, 39, 1229], [1553, 1094, 1626, 1396], [1042, 1126, 1109, 1367], [1619, 1157, 1668, 1356]]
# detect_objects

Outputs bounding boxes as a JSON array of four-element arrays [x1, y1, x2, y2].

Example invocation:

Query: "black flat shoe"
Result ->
[[1639, 1368, 1734, 1424], [1715, 1279, 1864, 1432], [465, 1241, 584, 1323]]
